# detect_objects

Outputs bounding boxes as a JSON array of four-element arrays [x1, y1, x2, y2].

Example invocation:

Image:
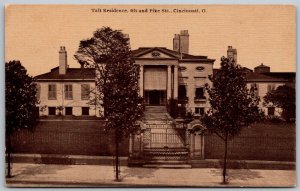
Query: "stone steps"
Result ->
[[145, 106, 167, 113], [143, 147, 190, 168], [141, 107, 189, 168], [143, 106, 173, 121]]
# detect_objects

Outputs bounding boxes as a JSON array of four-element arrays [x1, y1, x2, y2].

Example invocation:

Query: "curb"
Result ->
[[6, 179, 278, 188], [10, 153, 296, 170], [11, 153, 128, 166], [191, 159, 296, 170]]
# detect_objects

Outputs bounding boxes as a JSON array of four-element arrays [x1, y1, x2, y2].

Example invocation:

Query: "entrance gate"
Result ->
[[143, 124, 187, 148], [142, 123, 189, 161], [128, 119, 206, 166]]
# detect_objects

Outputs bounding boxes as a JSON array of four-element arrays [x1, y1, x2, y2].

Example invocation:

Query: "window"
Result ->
[[81, 84, 90, 100], [268, 107, 275, 116], [65, 107, 73, 115], [251, 83, 259, 96], [48, 84, 57, 100], [36, 84, 41, 100], [178, 85, 187, 100], [267, 84, 275, 92], [195, 87, 205, 99], [48, 107, 56, 115], [64, 84, 73, 100], [82, 107, 89, 115], [195, 107, 205, 115]]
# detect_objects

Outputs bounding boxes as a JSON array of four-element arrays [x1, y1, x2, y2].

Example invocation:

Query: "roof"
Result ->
[[213, 68, 288, 82], [132, 47, 215, 62], [213, 67, 252, 76], [261, 72, 295, 81], [35, 67, 95, 81], [246, 72, 287, 82]]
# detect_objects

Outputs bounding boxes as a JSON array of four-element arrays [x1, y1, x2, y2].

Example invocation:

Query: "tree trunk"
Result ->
[[222, 134, 228, 184], [115, 131, 120, 181], [6, 130, 12, 178]]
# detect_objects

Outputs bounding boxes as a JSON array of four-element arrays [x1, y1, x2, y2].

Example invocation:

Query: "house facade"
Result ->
[[35, 31, 295, 119], [33, 30, 295, 166], [36, 30, 215, 117]]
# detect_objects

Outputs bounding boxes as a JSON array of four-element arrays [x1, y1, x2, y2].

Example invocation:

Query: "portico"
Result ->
[[135, 49, 179, 106], [139, 64, 178, 105]]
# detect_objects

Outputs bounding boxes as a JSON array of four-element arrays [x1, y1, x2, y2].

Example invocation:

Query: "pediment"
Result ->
[[187, 119, 207, 133], [134, 48, 180, 59]]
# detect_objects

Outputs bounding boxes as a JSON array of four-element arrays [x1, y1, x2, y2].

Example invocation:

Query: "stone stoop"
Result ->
[[137, 106, 190, 168], [142, 148, 191, 169], [143, 106, 173, 121]]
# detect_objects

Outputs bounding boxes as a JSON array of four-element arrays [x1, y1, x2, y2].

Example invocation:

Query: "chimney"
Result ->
[[179, 30, 189, 54], [59, 46, 67, 75], [227, 46, 237, 64], [173, 34, 180, 52], [173, 30, 189, 54]]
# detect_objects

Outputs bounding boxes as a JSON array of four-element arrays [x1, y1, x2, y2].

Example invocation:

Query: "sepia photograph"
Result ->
[[5, 4, 296, 187]]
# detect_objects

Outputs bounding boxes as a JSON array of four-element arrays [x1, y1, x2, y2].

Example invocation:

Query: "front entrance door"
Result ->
[[149, 91, 160, 105], [145, 90, 166, 105]]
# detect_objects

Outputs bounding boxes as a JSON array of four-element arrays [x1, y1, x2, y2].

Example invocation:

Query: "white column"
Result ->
[[139, 65, 144, 96], [174, 65, 178, 99], [167, 65, 172, 99]]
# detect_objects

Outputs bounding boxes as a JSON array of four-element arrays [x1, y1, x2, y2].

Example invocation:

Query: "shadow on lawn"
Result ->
[[122, 167, 158, 179], [211, 169, 263, 181], [12, 164, 70, 178]]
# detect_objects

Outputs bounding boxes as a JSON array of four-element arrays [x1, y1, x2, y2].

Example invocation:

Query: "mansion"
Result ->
[[35, 30, 295, 118]]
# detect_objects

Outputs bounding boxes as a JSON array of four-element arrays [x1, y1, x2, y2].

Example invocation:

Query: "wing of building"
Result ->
[[35, 46, 98, 117]]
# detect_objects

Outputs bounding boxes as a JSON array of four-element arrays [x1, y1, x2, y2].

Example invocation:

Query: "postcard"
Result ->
[[5, 4, 296, 187]]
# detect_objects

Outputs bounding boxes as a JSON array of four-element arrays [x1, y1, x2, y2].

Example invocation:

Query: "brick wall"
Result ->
[[11, 120, 129, 156], [10, 120, 295, 162], [204, 122, 295, 161]]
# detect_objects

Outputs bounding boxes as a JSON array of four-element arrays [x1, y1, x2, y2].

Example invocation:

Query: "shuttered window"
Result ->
[[65, 84, 73, 100], [81, 84, 90, 100], [48, 84, 56, 100]]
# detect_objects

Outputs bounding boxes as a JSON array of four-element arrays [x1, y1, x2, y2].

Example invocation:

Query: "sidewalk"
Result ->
[[6, 163, 296, 187]]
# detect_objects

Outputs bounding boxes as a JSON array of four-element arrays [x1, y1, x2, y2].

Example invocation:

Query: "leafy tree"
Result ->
[[5, 60, 39, 178], [74, 27, 144, 181], [263, 85, 295, 122], [202, 57, 262, 184]]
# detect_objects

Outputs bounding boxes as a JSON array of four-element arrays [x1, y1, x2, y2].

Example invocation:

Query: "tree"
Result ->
[[74, 27, 144, 181], [263, 85, 295, 122], [5, 60, 39, 178], [202, 57, 262, 184]]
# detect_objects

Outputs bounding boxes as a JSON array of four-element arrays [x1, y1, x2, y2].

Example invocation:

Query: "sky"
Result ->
[[5, 5, 296, 76]]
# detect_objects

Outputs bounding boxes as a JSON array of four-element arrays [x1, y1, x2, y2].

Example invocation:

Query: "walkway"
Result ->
[[6, 163, 296, 187]]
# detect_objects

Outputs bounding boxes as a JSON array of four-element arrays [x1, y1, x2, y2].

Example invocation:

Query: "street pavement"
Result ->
[[5, 163, 296, 187]]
